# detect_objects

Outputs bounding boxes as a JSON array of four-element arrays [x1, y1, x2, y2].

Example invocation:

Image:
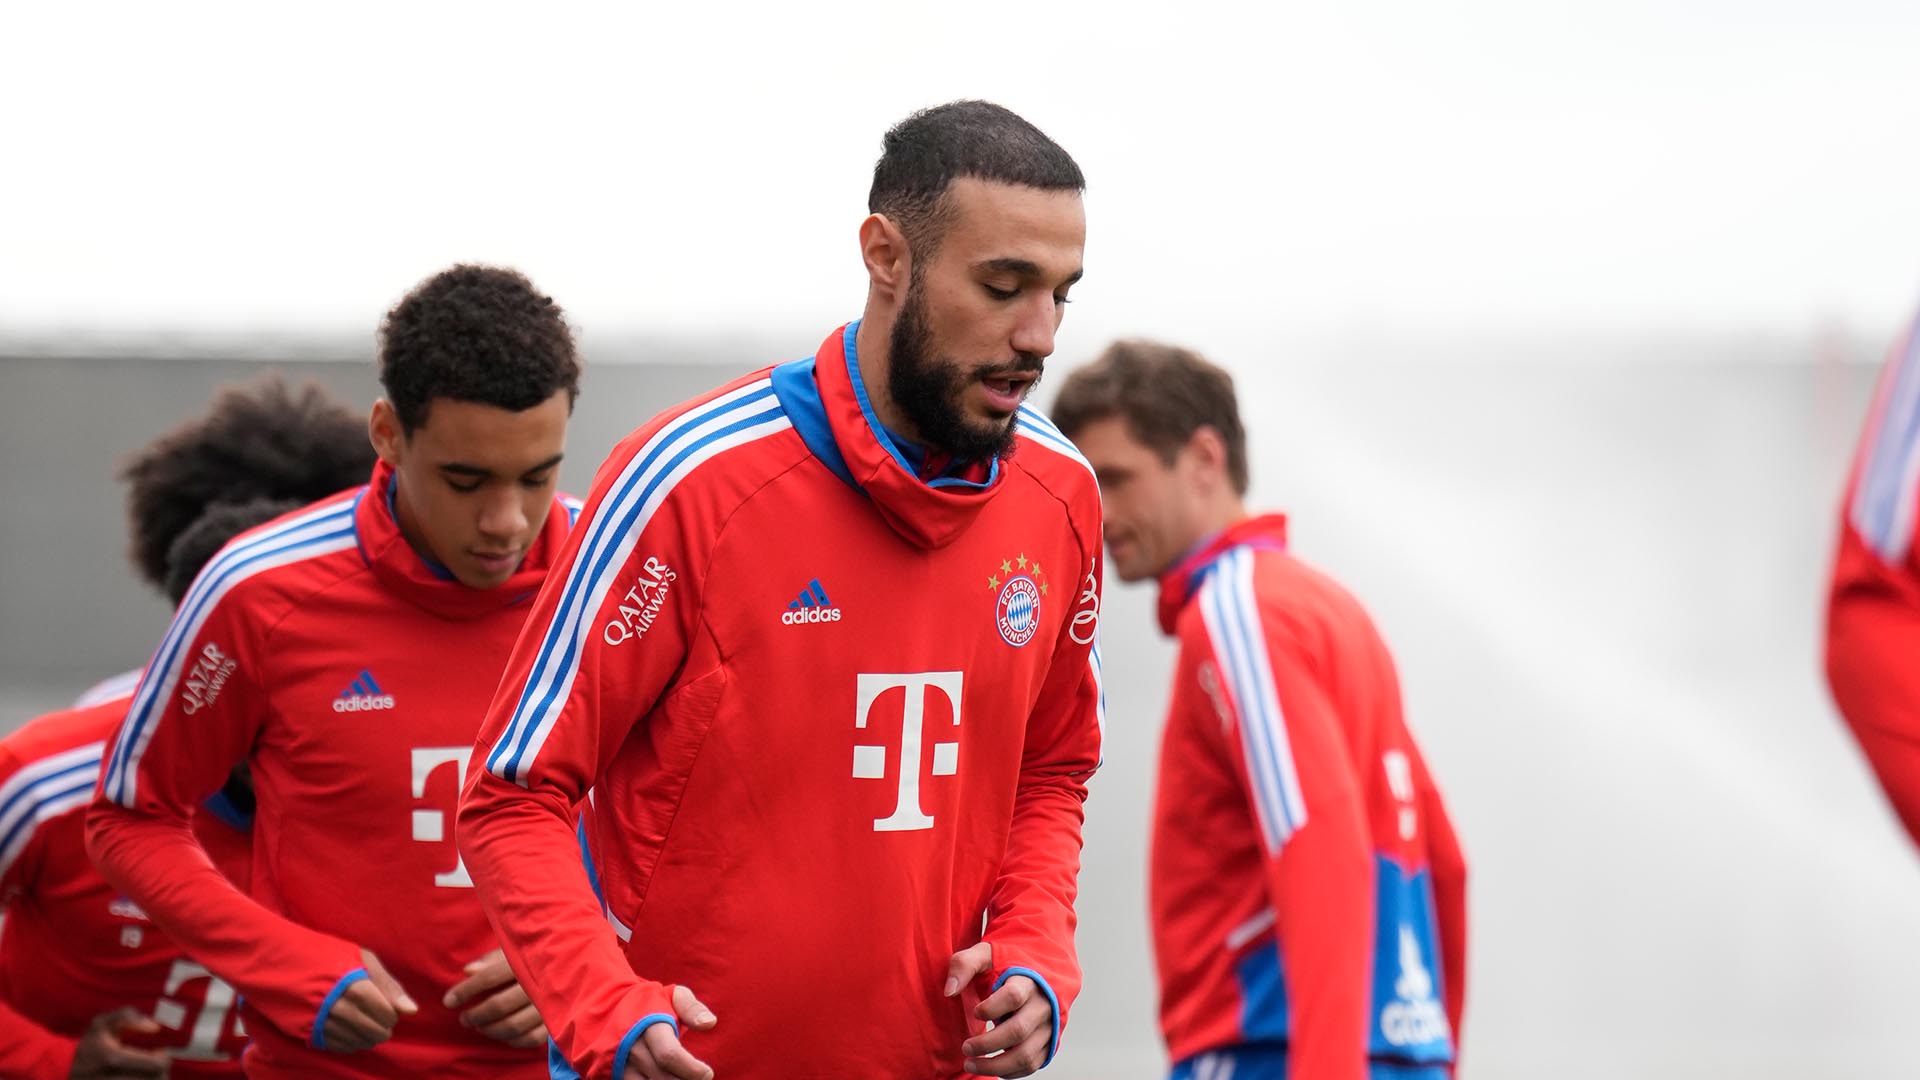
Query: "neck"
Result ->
[[853, 307, 919, 441], [1175, 495, 1252, 567], [387, 472, 439, 567]]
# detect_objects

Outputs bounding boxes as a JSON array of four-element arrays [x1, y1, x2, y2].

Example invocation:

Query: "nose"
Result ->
[[477, 487, 529, 542], [1009, 294, 1059, 360]]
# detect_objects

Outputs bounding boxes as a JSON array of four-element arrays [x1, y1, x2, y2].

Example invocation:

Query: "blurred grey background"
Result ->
[[3, 328, 1910, 1080]]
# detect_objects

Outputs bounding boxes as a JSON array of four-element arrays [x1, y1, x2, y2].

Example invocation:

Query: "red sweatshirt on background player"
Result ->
[[1828, 306, 1920, 847], [0, 691, 251, 1078], [1054, 341, 1467, 1080], [86, 265, 583, 1079]]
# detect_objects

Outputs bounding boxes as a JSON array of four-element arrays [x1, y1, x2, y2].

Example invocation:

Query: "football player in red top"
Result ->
[[1054, 341, 1467, 1080]]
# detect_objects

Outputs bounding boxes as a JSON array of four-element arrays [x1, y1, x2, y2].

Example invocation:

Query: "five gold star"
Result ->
[[1000, 559, 1012, 574], [1016, 552, 1028, 570], [1031, 561, 1043, 577], [1041, 581, 1050, 596], [988, 575, 1001, 590]]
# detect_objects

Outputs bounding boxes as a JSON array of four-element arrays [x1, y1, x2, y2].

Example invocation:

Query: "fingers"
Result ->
[[670, 984, 718, 1031], [945, 941, 994, 998], [445, 949, 515, 1009], [96, 1040, 171, 1077], [360, 949, 419, 1016], [633, 1021, 714, 1080], [972, 974, 1032, 1024], [458, 980, 529, 1029], [963, 977, 1052, 1078], [321, 981, 408, 1053]]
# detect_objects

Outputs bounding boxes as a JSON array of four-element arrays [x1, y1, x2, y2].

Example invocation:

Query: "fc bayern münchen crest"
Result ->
[[987, 552, 1049, 648], [996, 575, 1042, 647]]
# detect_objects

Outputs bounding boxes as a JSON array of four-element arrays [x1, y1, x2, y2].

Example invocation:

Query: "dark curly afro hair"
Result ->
[[162, 497, 305, 605], [378, 264, 580, 434], [121, 376, 375, 591]]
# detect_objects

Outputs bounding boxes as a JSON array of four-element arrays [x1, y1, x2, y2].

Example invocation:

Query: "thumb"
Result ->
[[945, 942, 993, 998], [671, 984, 717, 1031], [362, 950, 420, 1015]]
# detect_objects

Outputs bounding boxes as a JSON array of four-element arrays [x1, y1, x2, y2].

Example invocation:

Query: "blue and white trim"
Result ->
[[1853, 318, 1920, 563], [0, 741, 105, 882], [310, 967, 370, 1049], [1089, 641, 1107, 767], [1197, 547, 1307, 853], [103, 499, 360, 806], [486, 380, 792, 786], [72, 668, 142, 709], [1016, 405, 1097, 484]]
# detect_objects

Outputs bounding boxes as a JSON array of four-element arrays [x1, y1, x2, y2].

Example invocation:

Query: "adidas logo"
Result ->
[[333, 669, 396, 713], [780, 578, 843, 625]]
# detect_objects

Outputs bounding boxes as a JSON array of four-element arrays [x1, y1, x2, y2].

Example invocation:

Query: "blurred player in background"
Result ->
[[1827, 306, 1920, 848], [87, 265, 583, 1079], [1, 376, 372, 1078], [1053, 341, 1467, 1080], [458, 100, 1102, 1080]]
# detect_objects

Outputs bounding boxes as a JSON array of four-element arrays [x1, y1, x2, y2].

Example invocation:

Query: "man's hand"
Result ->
[[445, 948, 547, 1049], [68, 1007, 169, 1079], [624, 984, 718, 1080], [320, 948, 418, 1053], [948, 943, 1055, 1078]]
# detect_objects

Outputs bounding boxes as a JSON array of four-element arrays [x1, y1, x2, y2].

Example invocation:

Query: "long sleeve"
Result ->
[[86, 577, 363, 1046], [0, 800, 79, 1080], [1190, 551, 1373, 1080], [1827, 309, 1920, 846], [0, 997, 76, 1079], [980, 550, 1104, 1067], [459, 422, 716, 1080]]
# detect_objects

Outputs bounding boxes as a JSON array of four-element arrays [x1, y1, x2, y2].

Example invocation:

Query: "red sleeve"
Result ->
[[85, 579, 363, 1046], [459, 420, 719, 1080], [1411, 741, 1467, 1049], [1189, 558, 1373, 1080], [0, 741, 81, 1080], [1826, 312, 1920, 847], [979, 545, 1104, 1065], [0, 996, 76, 1079]]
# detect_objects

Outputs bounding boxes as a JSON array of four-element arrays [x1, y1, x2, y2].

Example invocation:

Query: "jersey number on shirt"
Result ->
[[411, 747, 474, 887], [852, 671, 963, 832], [154, 959, 244, 1061]]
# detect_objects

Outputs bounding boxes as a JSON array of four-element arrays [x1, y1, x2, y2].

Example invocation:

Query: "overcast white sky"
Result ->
[[5, 0, 1920, 355]]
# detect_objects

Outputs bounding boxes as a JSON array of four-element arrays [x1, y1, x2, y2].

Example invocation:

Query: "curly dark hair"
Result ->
[[162, 497, 304, 605], [378, 264, 580, 433], [121, 375, 375, 591], [869, 100, 1084, 260]]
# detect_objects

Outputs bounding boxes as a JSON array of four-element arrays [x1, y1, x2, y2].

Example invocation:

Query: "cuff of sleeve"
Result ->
[[309, 968, 369, 1049], [993, 967, 1062, 1068], [609, 1014, 679, 1080]]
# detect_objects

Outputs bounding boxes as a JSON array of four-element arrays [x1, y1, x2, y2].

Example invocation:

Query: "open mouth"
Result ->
[[979, 371, 1039, 412]]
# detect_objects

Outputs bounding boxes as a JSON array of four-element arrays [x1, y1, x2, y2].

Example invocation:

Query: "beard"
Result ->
[[887, 280, 1043, 463]]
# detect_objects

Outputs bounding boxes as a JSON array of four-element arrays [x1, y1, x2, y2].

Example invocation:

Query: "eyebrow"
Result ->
[[439, 453, 565, 479], [974, 257, 1084, 288]]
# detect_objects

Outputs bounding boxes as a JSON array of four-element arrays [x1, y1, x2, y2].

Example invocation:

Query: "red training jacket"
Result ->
[[1150, 515, 1466, 1079], [460, 322, 1106, 1079], [87, 462, 575, 1079], [1, 691, 250, 1078], [1827, 305, 1920, 847]]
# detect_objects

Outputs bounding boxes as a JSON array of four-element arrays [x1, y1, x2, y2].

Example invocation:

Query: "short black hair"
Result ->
[[1052, 339, 1250, 496], [122, 375, 376, 591], [162, 498, 304, 605], [869, 100, 1084, 258], [378, 264, 580, 434]]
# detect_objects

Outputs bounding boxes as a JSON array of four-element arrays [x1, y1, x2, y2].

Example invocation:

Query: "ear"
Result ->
[[1184, 426, 1231, 489], [859, 213, 912, 304], [368, 399, 406, 467]]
